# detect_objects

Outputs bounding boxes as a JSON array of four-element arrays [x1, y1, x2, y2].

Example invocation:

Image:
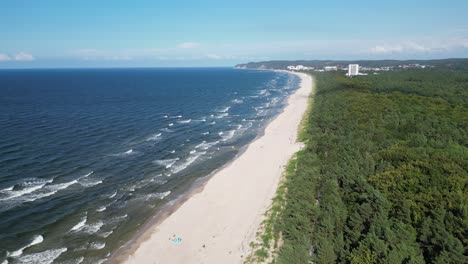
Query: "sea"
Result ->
[[0, 68, 299, 264]]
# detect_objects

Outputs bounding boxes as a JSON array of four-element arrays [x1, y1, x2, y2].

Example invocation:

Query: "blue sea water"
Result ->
[[0, 68, 299, 263]]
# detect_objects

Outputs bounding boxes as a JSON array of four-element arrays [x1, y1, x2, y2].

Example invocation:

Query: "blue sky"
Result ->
[[1, 0, 468, 68]]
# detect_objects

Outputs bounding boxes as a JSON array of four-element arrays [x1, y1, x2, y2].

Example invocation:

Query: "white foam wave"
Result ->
[[160, 128, 174, 133], [221, 130, 236, 142], [177, 119, 191, 124], [82, 171, 93, 178], [110, 214, 128, 224], [209, 121, 216, 125], [79, 179, 102, 188], [109, 191, 117, 198], [70, 216, 87, 232], [8, 235, 44, 258], [96, 206, 106, 212], [168, 123, 174, 127], [112, 149, 139, 157], [195, 141, 219, 150], [202, 132, 210, 135], [232, 99, 243, 104], [2, 179, 53, 200], [82, 221, 104, 234], [99, 230, 113, 238], [15, 247, 67, 264], [72, 257, 85, 264], [0, 186, 14, 192], [172, 152, 206, 173], [216, 113, 229, 118], [0, 178, 80, 208], [219, 106, 230, 113], [146, 133, 162, 141], [89, 242, 106, 250], [154, 158, 180, 169], [140, 191, 171, 201]]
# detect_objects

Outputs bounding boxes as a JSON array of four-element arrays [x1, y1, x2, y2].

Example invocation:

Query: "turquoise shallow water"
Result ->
[[0, 68, 299, 263]]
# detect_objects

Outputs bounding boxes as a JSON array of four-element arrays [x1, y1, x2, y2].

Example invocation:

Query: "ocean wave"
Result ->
[[146, 133, 162, 141], [220, 130, 236, 142], [112, 149, 139, 157], [109, 191, 117, 198], [79, 178, 103, 188], [1, 178, 53, 200], [0, 185, 14, 192], [138, 191, 171, 201], [70, 216, 87, 232], [202, 132, 210, 135], [15, 247, 67, 264], [171, 151, 206, 173], [99, 230, 113, 238], [218, 106, 230, 113], [89, 242, 106, 250], [177, 119, 191, 124], [82, 221, 104, 234], [0, 177, 82, 211], [195, 140, 219, 150], [232, 99, 243, 104], [70, 257, 85, 264], [109, 214, 128, 224], [7, 235, 44, 258], [154, 158, 179, 169], [215, 113, 229, 118], [96, 206, 106, 212], [168, 123, 174, 127]]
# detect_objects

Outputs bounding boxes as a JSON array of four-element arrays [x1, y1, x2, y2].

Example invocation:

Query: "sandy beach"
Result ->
[[121, 71, 313, 264]]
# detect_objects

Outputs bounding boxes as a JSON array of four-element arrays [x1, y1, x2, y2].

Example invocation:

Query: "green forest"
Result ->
[[258, 69, 467, 263]]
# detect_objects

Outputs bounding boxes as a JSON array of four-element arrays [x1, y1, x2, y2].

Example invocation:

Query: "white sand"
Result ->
[[122, 72, 313, 264]]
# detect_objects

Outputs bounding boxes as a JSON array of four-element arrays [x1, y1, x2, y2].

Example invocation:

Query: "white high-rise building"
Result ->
[[348, 64, 359, 76]]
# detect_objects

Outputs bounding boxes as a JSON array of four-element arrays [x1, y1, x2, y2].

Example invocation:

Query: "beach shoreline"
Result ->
[[115, 71, 313, 264]]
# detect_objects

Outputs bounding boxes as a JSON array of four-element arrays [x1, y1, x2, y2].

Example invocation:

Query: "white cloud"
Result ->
[[370, 42, 431, 54], [0, 52, 34, 62], [369, 38, 468, 55], [206, 54, 239, 60], [177, 42, 200, 49], [14, 52, 34, 61], [0, 53, 11, 61], [206, 54, 222, 59]]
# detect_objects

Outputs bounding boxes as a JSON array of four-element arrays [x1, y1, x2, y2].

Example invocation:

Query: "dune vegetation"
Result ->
[[253, 69, 467, 263]]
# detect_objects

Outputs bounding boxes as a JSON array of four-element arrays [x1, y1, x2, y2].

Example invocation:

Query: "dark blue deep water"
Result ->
[[0, 68, 299, 263]]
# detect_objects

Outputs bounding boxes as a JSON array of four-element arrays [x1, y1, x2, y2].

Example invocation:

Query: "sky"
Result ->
[[1, 0, 468, 68]]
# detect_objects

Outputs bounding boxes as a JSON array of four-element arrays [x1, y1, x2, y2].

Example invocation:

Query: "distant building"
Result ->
[[287, 65, 313, 71], [347, 64, 359, 77], [324, 66, 337, 71]]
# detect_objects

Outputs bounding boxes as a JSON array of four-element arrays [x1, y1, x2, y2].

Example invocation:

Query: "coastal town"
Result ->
[[286, 63, 432, 76]]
